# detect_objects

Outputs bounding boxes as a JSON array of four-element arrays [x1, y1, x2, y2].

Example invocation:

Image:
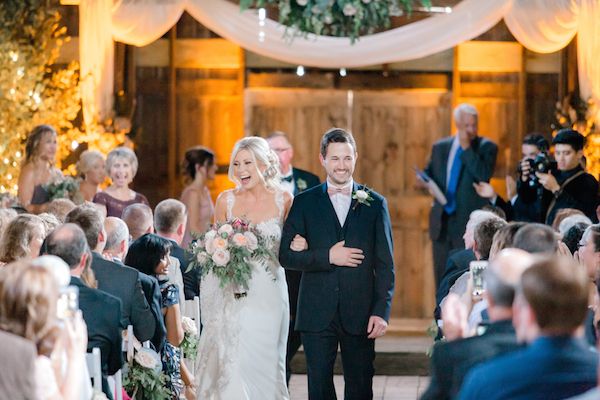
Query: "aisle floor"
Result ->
[[288, 375, 430, 400]]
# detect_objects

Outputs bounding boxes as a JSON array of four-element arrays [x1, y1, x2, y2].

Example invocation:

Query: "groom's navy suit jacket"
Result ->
[[280, 182, 395, 335]]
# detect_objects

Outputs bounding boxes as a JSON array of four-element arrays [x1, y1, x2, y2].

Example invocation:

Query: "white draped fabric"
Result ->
[[78, 0, 598, 124], [79, 0, 114, 126]]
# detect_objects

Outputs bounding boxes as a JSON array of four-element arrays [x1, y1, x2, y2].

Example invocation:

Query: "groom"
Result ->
[[280, 128, 395, 400]]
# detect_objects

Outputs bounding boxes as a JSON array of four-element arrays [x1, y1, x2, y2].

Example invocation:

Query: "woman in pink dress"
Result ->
[[93, 146, 149, 218], [180, 147, 217, 248]]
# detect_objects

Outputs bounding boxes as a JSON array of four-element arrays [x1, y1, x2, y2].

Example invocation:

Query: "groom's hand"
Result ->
[[367, 316, 388, 339], [329, 241, 364, 267]]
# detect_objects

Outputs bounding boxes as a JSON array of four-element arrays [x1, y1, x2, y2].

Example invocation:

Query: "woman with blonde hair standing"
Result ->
[[180, 146, 217, 248], [93, 146, 149, 218], [195, 136, 293, 400], [76, 150, 106, 202], [17, 125, 63, 213]]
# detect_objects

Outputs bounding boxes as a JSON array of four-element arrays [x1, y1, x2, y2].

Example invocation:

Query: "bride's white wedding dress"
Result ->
[[195, 190, 290, 400]]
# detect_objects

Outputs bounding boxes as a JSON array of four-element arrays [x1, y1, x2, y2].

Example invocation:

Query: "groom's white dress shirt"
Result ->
[[327, 178, 353, 226]]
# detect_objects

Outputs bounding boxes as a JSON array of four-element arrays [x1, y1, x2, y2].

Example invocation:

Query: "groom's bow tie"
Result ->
[[281, 175, 293, 183], [327, 186, 351, 196]]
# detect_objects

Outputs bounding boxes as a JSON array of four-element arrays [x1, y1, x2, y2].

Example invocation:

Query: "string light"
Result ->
[[339, 68, 347, 77], [296, 66, 305, 77], [258, 8, 266, 42]]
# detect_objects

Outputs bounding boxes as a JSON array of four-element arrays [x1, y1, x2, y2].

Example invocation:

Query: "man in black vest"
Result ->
[[267, 131, 320, 384]]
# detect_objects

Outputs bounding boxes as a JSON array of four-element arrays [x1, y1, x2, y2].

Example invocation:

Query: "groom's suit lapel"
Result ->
[[319, 183, 344, 241]]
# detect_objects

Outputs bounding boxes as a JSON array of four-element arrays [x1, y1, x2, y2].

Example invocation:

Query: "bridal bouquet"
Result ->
[[180, 317, 199, 361], [188, 218, 275, 298]]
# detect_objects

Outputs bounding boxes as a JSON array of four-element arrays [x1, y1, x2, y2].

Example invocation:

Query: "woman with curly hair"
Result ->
[[0, 214, 46, 264]]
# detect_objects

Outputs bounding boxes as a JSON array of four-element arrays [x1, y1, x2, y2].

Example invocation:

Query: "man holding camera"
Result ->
[[518, 128, 598, 225]]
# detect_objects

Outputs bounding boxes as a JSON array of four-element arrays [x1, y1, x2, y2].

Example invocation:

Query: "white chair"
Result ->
[[85, 347, 102, 393], [121, 325, 135, 362], [107, 370, 123, 400]]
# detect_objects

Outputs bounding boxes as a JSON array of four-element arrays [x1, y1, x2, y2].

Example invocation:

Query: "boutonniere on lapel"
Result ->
[[352, 187, 374, 210], [296, 178, 308, 192]]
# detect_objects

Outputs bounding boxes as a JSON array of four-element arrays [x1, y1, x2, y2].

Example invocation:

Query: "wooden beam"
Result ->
[[168, 27, 177, 198]]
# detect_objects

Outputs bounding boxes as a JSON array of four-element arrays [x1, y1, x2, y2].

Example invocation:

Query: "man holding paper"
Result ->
[[423, 103, 497, 290]]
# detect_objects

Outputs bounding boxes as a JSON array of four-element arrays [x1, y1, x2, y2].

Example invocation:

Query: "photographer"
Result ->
[[518, 129, 599, 225]]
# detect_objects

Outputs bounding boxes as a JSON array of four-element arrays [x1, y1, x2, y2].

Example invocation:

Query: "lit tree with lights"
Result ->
[[0, 0, 126, 194]]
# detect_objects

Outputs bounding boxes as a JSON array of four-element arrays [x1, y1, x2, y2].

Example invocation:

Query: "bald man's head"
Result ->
[[485, 248, 535, 308], [104, 217, 129, 254]]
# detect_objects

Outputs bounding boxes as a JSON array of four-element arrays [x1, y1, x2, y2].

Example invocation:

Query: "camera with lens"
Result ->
[[519, 152, 553, 188]]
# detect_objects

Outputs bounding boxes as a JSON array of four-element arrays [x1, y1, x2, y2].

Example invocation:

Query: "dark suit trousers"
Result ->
[[286, 318, 302, 384], [301, 313, 375, 400], [432, 213, 465, 290]]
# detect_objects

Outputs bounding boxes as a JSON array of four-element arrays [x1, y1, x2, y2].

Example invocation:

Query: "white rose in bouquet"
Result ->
[[232, 233, 248, 247], [205, 238, 216, 255], [212, 249, 231, 266], [205, 229, 217, 240], [213, 237, 228, 250], [181, 316, 198, 336], [196, 251, 209, 264], [218, 224, 234, 236], [244, 231, 258, 251], [134, 348, 161, 371]]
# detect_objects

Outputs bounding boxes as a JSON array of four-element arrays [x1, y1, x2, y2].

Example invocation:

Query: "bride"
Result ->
[[195, 137, 293, 399]]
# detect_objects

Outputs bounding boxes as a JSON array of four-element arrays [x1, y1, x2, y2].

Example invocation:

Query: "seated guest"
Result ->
[[423, 249, 533, 400], [38, 212, 61, 235], [103, 216, 166, 351], [155, 199, 197, 300], [558, 213, 592, 237], [76, 150, 106, 202], [553, 208, 590, 232], [0, 208, 17, 236], [488, 222, 526, 260], [0, 260, 90, 400], [125, 234, 195, 399], [0, 330, 37, 399], [435, 210, 503, 319], [563, 222, 591, 255], [46, 198, 76, 223], [17, 125, 63, 214], [93, 147, 148, 218], [122, 203, 154, 241], [43, 224, 122, 399], [0, 214, 45, 264], [66, 204, 156, 343], [511, 223, 559, 254], [459, 256, 598, 400]]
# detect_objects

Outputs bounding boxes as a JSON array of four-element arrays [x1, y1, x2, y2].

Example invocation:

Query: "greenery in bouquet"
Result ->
[[123, 347, 171, 400], [42, 176, 79, 201], [180, 316, 199, 361], [240, 0, 430, 43], [188, 218, 276, 295]]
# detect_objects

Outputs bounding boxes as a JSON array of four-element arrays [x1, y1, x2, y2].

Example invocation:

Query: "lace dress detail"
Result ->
[[195, 190, 290, 400]]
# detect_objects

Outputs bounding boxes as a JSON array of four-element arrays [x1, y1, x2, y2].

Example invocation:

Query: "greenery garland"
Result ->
[[240, 0, 431, 43]]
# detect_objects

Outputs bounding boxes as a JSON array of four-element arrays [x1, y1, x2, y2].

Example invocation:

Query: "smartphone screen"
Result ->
[[470, 261, 488, 297], [57, 285, 79, 320]]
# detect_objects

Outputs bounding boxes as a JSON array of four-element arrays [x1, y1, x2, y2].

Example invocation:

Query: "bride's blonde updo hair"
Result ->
[[229, 136, 281, 190]]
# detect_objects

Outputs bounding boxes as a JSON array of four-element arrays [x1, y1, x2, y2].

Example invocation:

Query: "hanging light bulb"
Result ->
[[296, 66, 305, 77], [258, 8, 266, 26], [339, 68, 347, 77]]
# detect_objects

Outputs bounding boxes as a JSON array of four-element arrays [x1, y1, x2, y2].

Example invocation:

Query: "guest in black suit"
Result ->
[[459, 255, 598, 399], [103, 216, 166, 351], [423, 249, 533, 400], [423, 104, 498, 289], [280, 128, 395, 400], [155, 198, 196, 300], [66, 204, 156, 342], [43, 223, 123, 400], [267, 131, 321, 384], [122, 203, 154, 241]]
